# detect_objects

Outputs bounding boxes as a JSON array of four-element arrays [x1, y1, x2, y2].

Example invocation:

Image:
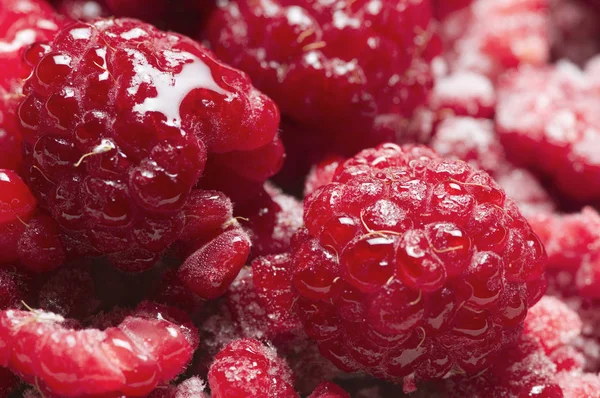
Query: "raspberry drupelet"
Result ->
[[18, 18, 282, 270], [206, 0, 441, 158], [496, 60, 600, 202], [290, 143, 547, 388]]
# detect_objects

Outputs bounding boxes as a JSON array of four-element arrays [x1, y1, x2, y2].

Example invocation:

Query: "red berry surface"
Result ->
[[18, 18, 281, 271], [206, 0, 441, 158], [309, 381, 350, 398], [147, 377, 209, 398], [496, 60, 600, 202], [290, 143, 547, 386], [0, 302, 197, 397], [52, 0, 110, 21], [208, 338, 298, 398]]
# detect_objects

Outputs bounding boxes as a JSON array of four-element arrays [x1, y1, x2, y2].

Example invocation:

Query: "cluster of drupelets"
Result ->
[[1, 0, 600, 397]]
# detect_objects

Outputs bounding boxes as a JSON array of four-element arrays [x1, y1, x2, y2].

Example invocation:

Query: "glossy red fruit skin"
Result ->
[[0, 0, 64, 172], [496, 61, 600, 202], [208, 338, 298, 398], [18, 18, 281, 270], [0, 302, 197, 397], [291, 143, 547, 386], [0, 170, 37, 264], [308, 381, 350, 398], [206, 0, 440, 158]]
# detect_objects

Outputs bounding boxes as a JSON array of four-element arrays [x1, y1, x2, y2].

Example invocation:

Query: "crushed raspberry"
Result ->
[[51, 0, 110, 21], [206, 0, 440, 158], [440, 0, 550, 80], [291, 143, 546, 386], [147, 377, 209, 398], [237, 183, 304, 259], [496, 61, 600, 202], [18, 18, 281, 270], [208, 338, 298, 398], [0, 302, 197, 397]]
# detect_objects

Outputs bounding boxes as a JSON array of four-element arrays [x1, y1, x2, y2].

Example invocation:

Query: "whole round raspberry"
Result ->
[[206, 0, 440, 157], [290, 143, 547, 387], [208, 338, 298, 398], [18, 18, 281, 270], [496, 61, 600, 202]]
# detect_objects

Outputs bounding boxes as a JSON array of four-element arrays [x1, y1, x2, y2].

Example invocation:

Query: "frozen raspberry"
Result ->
[[0, 266, 30, 310], [550, 0, 600, 65], [304, 156, 344, 197], [556, 372, 600, 398], [291, 143, 547, 386], [52, 0, 110, 21], [429, 71, 496, 120], [19, 18, 281, 271], [0, 0, 63, 172], [0, 302, 197, 397], [207, 0, 440, 159], [309, 381, 350, 398], [496, 61, 600, 202], [147, 377, 209, 398], [237, 183, 303, 259], [430, 116, 555, 215], [0, 169, 37, 264], [208, 339, 297, 398], [152, 268, 205, 315], [37, 266, 100, 318], [17, 215, 66, 272], [441, 0, 550, 80]]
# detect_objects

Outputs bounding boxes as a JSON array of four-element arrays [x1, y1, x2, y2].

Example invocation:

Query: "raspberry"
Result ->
[[17, 214, 66, 272], [237, 183, 303, 259], [19, 18, 281, 270], [0, 169, 37, 264], [0, 0, 63, 172], [429, 71, 496, 120], [305, 156, 344, 197], [433, 0, 473, 19], [37, 266, 100, 318], [441, 0, 550, 80], [0, 302, 197, 397], [556, 372, 600, 398], [430, 116, 556, 215], [497, 61, 600, 202], [550, 0, 600, 65], [52, 0, 110, 21], [147, 377, 209, 398], [309, 381, 350, 398], [206, 0, 440, 158], [208, 338, 298, 398], [291, 143, 547, 386]]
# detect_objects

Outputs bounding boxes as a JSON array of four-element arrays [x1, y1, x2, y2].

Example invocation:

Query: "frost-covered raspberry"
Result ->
[[147, 377, 209, 398], [440, 0, 550, 80], [208, 338, 298, 398], [429, 71, 496, 120], [496, 61, 600, 202], [291, 143, 547, 387], [430, 117, 556, 215], [0, 302, 198, 397], [207, 0, 440, 158], [0, 266, 31, 310], [18, 18, 281, 270]]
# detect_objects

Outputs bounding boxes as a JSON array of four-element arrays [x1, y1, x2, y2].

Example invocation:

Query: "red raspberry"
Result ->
[[441, 0, 550, 80], [52, 0, 110, 21], [433, 0, 473, 19], [208, 338, 298, 398], [291, 143, 547, 387], [237, 183, 304, 260], [206, 0, 440, 158], [429, 71, 496, 120], [0, 302, 198, 397], [304, 156, 344, 197], [430, 117, 556, 215], [309, 381, 350, 398], [496, 61, 600, 202], [147, 377, 209, 398], [18, 18, 281, 271], [556, 372, 600, 398], [0, 0, 63, 172], [550, 0, 600, 65]]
